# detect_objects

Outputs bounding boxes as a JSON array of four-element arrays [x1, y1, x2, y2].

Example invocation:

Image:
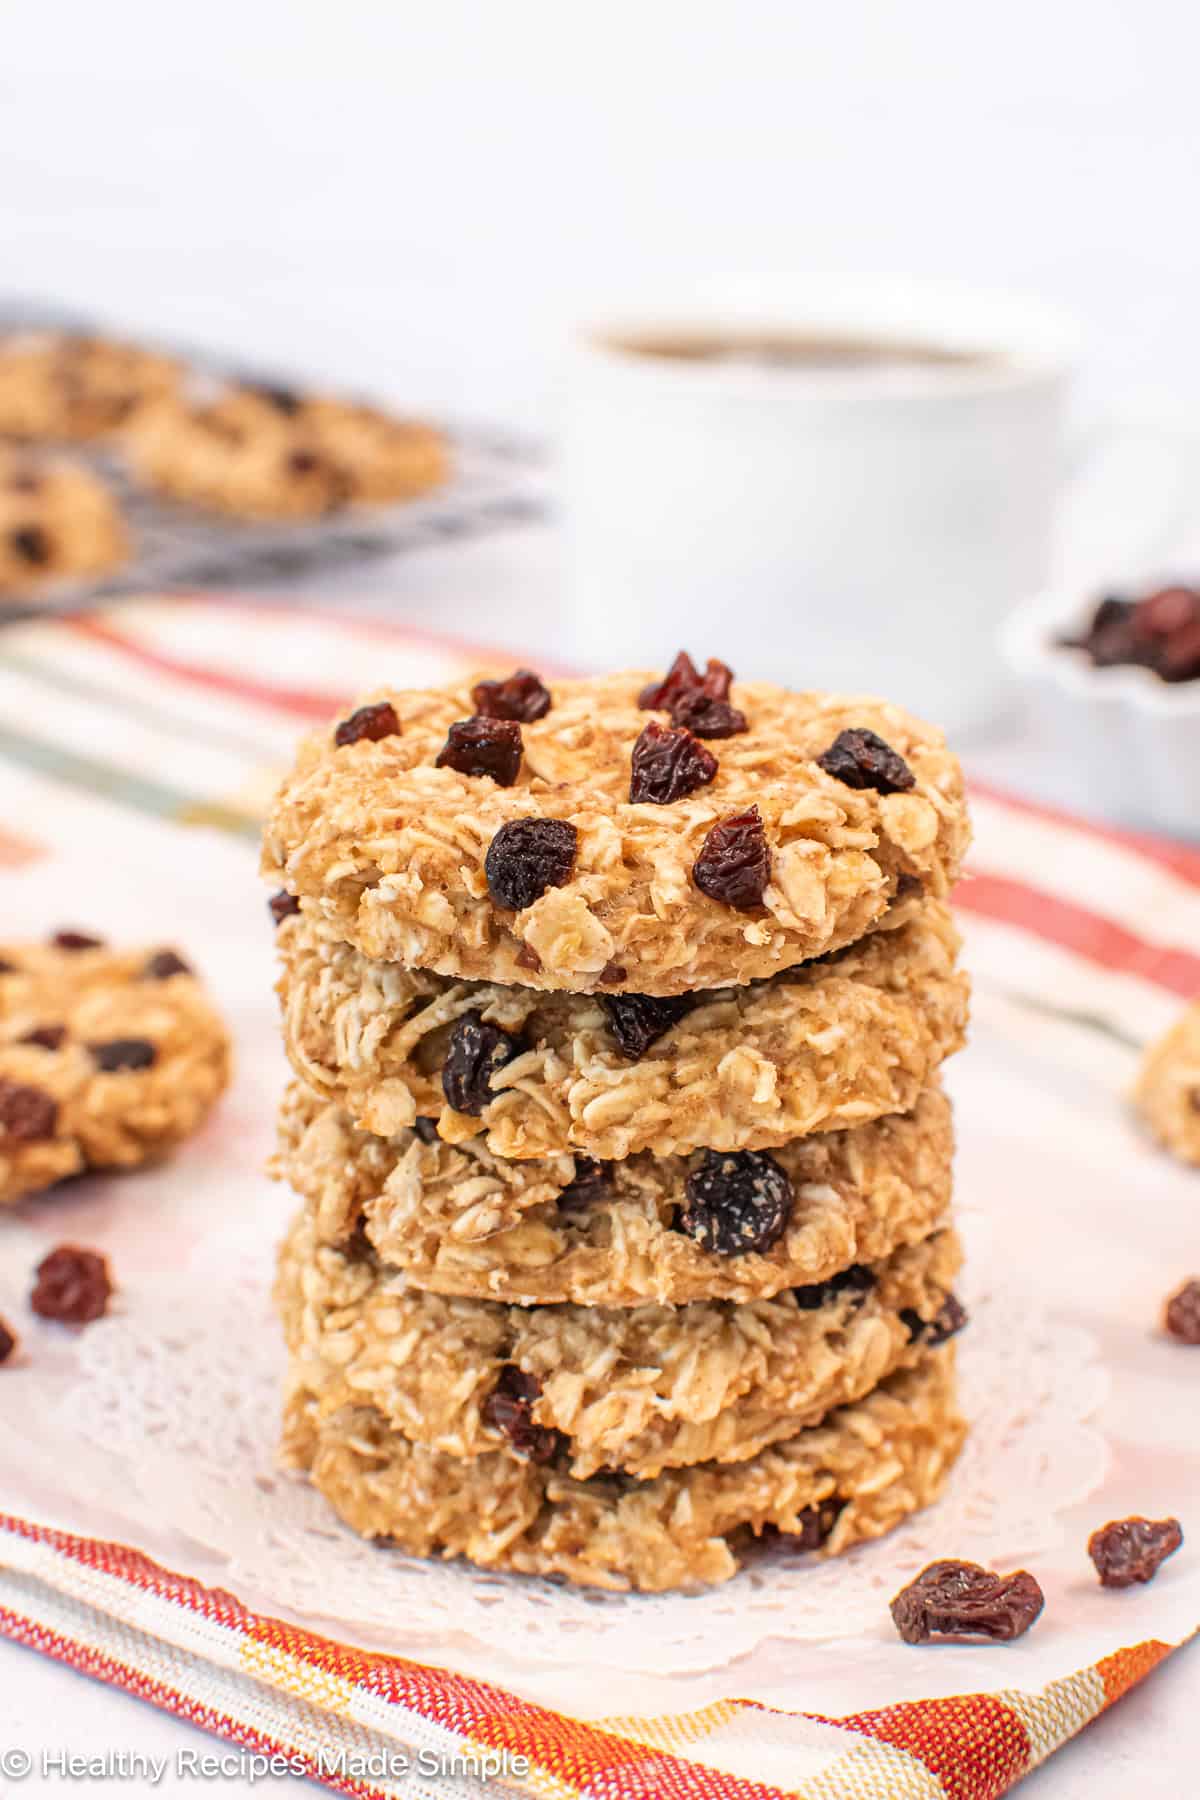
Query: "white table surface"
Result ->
[[0, 518, 1195, 1796]]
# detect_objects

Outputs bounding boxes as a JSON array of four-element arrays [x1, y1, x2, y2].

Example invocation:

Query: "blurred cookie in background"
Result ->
[[0, 332, 181, 441], [123, 379, 449, 519], [0, 446, 129, 598]]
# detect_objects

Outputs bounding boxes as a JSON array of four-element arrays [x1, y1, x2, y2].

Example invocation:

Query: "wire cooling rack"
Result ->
[[0, 299, 546, 620]]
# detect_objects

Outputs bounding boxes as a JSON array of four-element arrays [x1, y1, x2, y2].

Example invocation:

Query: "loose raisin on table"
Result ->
[[435, 716, 523, 786], [629, 720, 718, 805], [557, 1156, 612, 1214], [471, 668, 552, 722], [793, 1264, 876, 1311], [1164, 1278, 1200, 1344], [268, 889, 300, 926], [816, 727, 915, 794], [901, 1294, 969, 1346], [482, 1365, 564, 1464], [89, 1038, 156, 1072], [52, 930, 104, 951], [692, 807, 771, 911], [334, 700, 400, 748], [678, 1148, 793, 1255], [0, 1079, 58, 1141], [20, 1025, 66, 1051], [484, 817, 577, 911], [890, 1560, 1045, 1644], [1088, 1516, 1183, 1588], [143, 949, 191, 980], [0, 1317, 16, 1364], [599, 991, 694, 1060], [441, 1010, 525, 1116], [31, 1245, 112, 1325]]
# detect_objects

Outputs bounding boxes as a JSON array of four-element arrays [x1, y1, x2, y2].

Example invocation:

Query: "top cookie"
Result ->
[[262, 658, 969, 995]]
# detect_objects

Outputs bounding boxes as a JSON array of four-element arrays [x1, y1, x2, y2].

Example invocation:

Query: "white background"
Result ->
[[1, 3, 1198, 1792]]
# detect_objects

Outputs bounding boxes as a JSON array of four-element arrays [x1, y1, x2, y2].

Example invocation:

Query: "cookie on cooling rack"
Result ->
[[0, 331, 181, 440], [0, 446, 129, 597], [123, 379, 449, 519]]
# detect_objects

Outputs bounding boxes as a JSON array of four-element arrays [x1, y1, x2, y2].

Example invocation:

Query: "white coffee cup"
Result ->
[[561, 277, 1076, 740]]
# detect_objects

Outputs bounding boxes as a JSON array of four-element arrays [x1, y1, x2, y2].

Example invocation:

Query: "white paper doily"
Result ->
[[32, 1207, 1109, 1675]]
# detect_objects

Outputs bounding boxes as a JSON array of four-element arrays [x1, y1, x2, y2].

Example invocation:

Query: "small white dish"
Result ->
[[1002, 586, 1200, 840]]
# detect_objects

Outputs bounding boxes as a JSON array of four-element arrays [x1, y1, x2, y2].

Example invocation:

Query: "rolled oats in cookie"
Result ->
[[274, 898, 967, 1159], [276, 1206, 962, 1480], [281, 1346, 965, 1592], [274, 1079, 954, 1307], [123, 379, 448, 519], [261, 671, 970, 995], [0, 935, 230, 1204], [0, 331, 181, 440], [0, 445, 129, 597], [1134, 1000, 1200, 1165]]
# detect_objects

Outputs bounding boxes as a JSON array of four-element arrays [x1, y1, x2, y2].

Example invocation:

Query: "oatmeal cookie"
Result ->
[[262, 669, 970, 996], [0, 447, 129, 596], [0, 935, 230, 1203], [276, 899, 966, 1158], [1134, 1001, 1200, 1165], [0, 332, 180, 440], [124, 380, 448, 519], [276, 1205, 962, 1480], [275, 1080, 953, 1306], [281, 1347, 964, 1592]]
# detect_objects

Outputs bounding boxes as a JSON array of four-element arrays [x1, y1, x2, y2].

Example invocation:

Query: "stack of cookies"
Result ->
[[265, 654, 972, 1592]]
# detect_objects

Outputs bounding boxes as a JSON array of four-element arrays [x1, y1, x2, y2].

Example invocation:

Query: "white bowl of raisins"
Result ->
[[1002, 581, 1200, 840]]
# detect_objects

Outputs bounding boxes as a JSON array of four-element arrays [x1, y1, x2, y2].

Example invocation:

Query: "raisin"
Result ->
[[639, 650, 732, 711], [629, 720, 718, 805], [760, 1499, 844, 1554], [1164, 1278, 1200, 1344], [890, 1560, 1045, 1644], [670, 693, 748, 738], [334, 701, 400, 748], [89, 1038, 157, 1072], [598, 991, 694, 1059], [678, 1149, 792, 1255], [10, 525, 50, 565], [143, 950, 191, 979], [52, 930, 104, 951], [471, 669, 552, 722], [340, 1216, 375, 1265], [515, 941, 542, 973], [895, 872, 925, 901], [558, 1157, 612, 1214], [481, 1365, 564, 1464], [0, 1317, 16, 1364], [269, 889, 301, 926], [901, 1294, 969, 1346], [20, 1025, 66, 1051], [817, 728, 915, 794], [412, 1116, 440, 1144], [441, 1010, 525, 1115], [484, 818, 577, 911], [793, 1264, 876, 1311], [597, 959, 627, 986], [0, 1079, 58, 1140], [286, 448, 320, 476], [692, 807, 771, 911], [1088, 1516, 1183, 1588], [252, 383, 303, 414], [435, 716, 523, 786], [31, 1245, 113, 1325], [0, 958, 15, 973]]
